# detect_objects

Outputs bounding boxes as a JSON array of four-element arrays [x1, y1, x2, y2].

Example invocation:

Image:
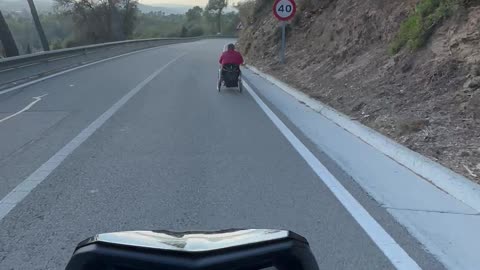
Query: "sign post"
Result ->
[[273, 0, 296, 64], [281, 21, 287, 63]]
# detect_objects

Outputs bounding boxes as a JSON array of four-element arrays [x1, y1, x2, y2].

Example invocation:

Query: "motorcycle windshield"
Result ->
[[77, 229, 292, 252]]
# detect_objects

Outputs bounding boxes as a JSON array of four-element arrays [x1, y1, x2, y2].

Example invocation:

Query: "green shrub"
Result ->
[[389, 0, 458, 55], [50, 40, 64, 50], [188, 26, 204, 37], [166, 31, 181, 37]]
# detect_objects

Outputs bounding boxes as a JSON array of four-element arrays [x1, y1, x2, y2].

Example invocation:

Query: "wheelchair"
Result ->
[[218, 64, 242, 93]]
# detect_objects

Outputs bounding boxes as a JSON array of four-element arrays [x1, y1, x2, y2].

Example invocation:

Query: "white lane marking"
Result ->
[[0, 53, 186, 221], [46, 54, 81, 62], [0, 62, 43, 73], [0, 94, 48, 124], [16, 62, 41, 68], [0, 67, 16, 73], [0, 45, 166, 96], [243, 82, 421, 270]]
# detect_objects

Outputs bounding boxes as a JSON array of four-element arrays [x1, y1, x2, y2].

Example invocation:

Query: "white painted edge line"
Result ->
[[0, 67, 16, 73], [247, 65, 480, 213], [243, 81, 420, 269], [0, 62, 42, 73], [46, 53, 82, 62], [0, 53, 186, 221], [16, 62, 42, 69], [0, 44, 169, 96], [0, 94, 48, 124]]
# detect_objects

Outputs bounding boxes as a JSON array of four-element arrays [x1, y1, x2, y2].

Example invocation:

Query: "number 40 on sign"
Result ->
[[273, 0, 296, 21]]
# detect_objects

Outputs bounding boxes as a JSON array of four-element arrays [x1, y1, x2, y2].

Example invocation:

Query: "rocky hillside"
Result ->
[[238, 0, 480, 182]]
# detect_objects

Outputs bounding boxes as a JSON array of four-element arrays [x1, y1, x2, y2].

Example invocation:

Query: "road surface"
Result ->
[[0, 40, 443, 269]]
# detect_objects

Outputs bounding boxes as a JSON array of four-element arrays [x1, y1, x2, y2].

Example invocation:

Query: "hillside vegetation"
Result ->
[[1, 0, 238, 55], [238, 0, 480, 182]]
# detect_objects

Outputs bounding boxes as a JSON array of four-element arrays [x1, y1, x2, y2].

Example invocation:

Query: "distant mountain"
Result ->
[[0, 0, 193, 14], [0, 0, 235, 15], [138, 3, 237, 14]]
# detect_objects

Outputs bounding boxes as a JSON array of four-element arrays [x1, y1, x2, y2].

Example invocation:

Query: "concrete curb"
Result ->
[[247, 65, 480, 212]]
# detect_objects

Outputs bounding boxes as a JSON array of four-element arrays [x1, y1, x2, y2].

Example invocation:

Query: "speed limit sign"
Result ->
[[273, 0, 296, 21], [273, 0, 296, 63]]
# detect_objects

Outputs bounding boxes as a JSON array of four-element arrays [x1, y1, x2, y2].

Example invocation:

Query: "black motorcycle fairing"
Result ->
[[65, 229, 319, 270]]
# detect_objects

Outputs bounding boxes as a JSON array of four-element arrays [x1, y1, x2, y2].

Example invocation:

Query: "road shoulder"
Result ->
[[243, 67, 480, 270]]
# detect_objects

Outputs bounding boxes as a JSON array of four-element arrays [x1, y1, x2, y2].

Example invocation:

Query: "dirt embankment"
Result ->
[[238, 0, 480, 183]]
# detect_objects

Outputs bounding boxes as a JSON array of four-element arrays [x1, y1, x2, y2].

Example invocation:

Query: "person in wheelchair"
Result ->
[[218, 43, 244, 89]]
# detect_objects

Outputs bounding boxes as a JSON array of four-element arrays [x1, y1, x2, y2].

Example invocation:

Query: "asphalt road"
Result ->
[[0, 40, 443, 269], [0, 39, 195, 91]]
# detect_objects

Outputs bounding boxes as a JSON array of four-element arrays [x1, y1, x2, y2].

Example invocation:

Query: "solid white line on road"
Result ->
[[0, 53, 186, 221], [0, 46, 166, 96], [0, 94, 48, 124], [46, 54, 82, 62], [243, 82, 421, 270], [0, 67, 16, 73], [15, 62, 42, 69]]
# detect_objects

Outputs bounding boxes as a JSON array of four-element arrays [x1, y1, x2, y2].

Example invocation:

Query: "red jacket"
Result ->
[[219, 50, 244, 65]]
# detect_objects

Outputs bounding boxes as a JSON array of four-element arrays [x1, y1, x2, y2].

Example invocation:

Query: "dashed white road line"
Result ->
[[243, 81, 421, 270], [0, 94, 48, 124], [0, 53, 186, 222]]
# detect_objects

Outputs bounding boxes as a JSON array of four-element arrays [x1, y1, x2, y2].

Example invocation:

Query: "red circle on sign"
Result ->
[[273, 0, 296, 21]]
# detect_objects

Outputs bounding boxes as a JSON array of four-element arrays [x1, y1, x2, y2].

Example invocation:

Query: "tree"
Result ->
[[221, 12, 240, 35], [27, 0, 50, 51], [0, 10, 19, 57], [121, 0, 138, 38], [186, 6, 203, 23], [206, 0, 228, 33], [188, 26, 204, 37], [55, 0, 139, 44], [202, 9, 217, 34], [40, 13, 75, 48], [180, 25, 188, 37], [235, 0, 255, 26]]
